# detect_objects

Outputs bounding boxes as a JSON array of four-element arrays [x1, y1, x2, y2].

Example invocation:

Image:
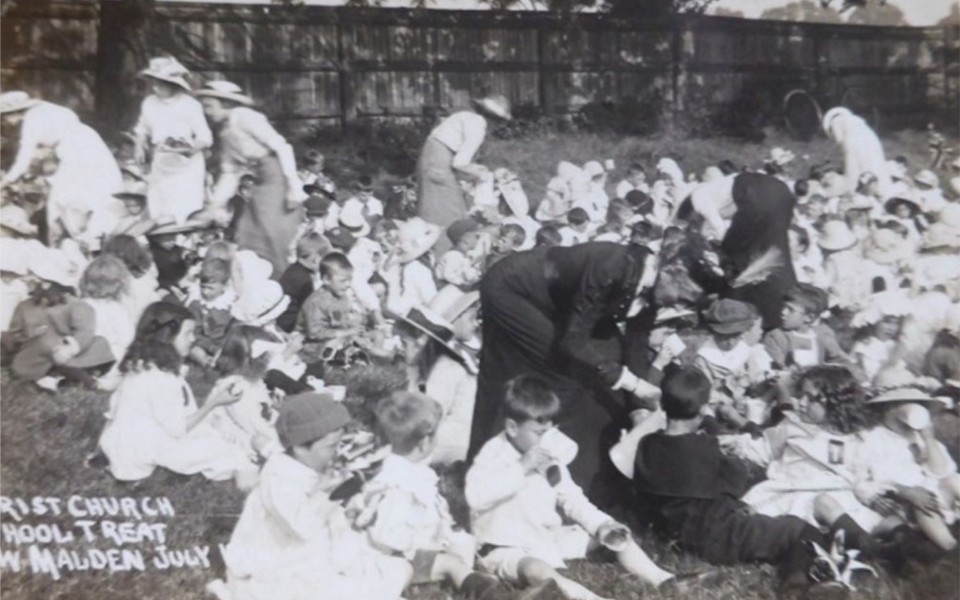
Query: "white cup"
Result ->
[[538, 428, 578, 465]]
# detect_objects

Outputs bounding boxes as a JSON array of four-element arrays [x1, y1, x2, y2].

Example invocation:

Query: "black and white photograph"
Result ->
[[0, 0, 958, 598]]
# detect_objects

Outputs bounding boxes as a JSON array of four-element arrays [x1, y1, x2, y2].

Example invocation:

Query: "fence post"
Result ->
[[337, 9, 356, 128]]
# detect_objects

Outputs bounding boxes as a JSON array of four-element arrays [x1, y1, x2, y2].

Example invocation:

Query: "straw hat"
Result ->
[[838, 194, 875, 213], [147, 220, 210, 236], [913, 169, 940, 189], [0, 238, 45, 275], [768, 147, 796, 166], [883, 196, 921, 217], [231, 250, 274, 292], [0, 204, 38, 237], [394, 218, 442, 264], [399, 285, 479, 344], [139, 57, 191, 92], [867, 385, 946, 407], [471, 94, 511, 121], [231, 280, 290, 327], [862, 228, 910, 265], [850, 290, 912, 328], [113, 180, 148, 201], [194, 80, 255, 107], [0, 91, 40, 115], [821, 106, 852, 135], [817, 220, 858, 251], [338, 203, 371, 238], [29, 243, 87, 289]]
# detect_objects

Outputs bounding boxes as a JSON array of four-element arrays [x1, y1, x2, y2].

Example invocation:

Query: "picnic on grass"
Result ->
[[1, 40, 959, 600]]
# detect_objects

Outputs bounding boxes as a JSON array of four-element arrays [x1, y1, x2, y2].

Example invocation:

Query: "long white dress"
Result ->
[[5, 102, 122, 245], [99, 368, 252, 481], [134, 94, 212, 224]]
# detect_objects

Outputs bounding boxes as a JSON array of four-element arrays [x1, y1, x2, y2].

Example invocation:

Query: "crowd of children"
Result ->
[[2, 66, 960, 600]]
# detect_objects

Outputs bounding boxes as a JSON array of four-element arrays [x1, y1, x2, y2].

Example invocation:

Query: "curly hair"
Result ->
[[119, 301, 194, 374], [79, 255, 131, 301], [214, 324, 279, 381], [795, 365, 875, 434]]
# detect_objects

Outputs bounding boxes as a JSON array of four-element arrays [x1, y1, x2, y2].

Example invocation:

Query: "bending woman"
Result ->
[[469, 241, 659, 501], [197, 81, 305, 277], [1, 91, 122, 247], [416, 95, 511, 254]]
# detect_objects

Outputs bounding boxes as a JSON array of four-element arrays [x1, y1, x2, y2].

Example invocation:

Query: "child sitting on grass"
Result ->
[[185, 258, 235, 369], [299, 252, 380, 364], [350, 391, 544, 599], [98, 301, 257, 486], [762, 284, 851, 371], [212, 392, 412, 600], [558, 207, 590, 246], [615, 162, 650, 200], [632, 365, 864, 599], [849, 291, 911, 383], [485, 223, 526, 270], [436, 218, 484, 290], [693, 298, 774, 431], [278, 232, 331, 333], [466, 375, 680, 600]]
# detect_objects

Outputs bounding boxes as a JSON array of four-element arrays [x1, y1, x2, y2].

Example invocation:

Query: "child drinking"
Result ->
[[98, 301, 256, 484], [466, 375, 678, 600], [213, 392, 412, 600]]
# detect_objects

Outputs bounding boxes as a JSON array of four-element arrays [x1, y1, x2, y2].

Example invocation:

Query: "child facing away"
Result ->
[[762, 284, 852, 371], [278, 232, 331, 333], [436, 218, 484, 290], [632, 366, 872, 598], [102, 234, 163, 325], [558, 207, 591, 247], [693, 299, 775, 431], [349, 391, 550, 600], [185, 258, 236, 368], [206, 325, 284, 463], [466, 375, 682, 600], [299, 252, 381, 364], [98, 301, 257, 486], [858, 375, 960, 557], [212, 392, 413, 600]]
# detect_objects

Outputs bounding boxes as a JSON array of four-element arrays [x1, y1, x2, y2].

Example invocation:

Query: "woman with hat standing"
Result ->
[[822, 107, 892, 197], [468, 241, 660, 504], [0, 91, 122, 247], [133, 57, 212, 225], [196, 81, 305, 277], [416, 95, 511, 255]]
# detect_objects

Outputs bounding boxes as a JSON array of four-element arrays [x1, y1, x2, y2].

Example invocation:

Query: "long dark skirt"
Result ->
[[233, 156, 303, 278], [416, 137, 468, 255], [469, 252, 631, 504]]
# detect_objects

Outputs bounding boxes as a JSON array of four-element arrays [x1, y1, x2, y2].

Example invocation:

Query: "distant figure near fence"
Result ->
[[416, 95, 511, 255], [822, 107, 892, 197]]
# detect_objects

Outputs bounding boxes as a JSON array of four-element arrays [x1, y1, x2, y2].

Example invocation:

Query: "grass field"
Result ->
[[2, 128, 959, 600]]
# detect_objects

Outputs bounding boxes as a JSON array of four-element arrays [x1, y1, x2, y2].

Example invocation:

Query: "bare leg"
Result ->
[[615, 540, 674, 586], [517, 557, 609, 600]]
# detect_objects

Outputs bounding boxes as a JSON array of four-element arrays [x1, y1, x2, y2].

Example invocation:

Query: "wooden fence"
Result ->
[[1, 0, 956, 139]]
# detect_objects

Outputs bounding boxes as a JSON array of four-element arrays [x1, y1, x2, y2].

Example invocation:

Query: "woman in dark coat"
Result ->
[[468, 241, 657, 501], [691, 172, 796, 330]]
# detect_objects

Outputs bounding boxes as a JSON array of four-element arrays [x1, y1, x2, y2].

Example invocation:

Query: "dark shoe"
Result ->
[[658, 570, 724, 594]]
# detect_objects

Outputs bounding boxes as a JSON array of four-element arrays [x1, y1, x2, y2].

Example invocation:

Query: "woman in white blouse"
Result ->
[[416, 95, 511, 254], [197, 81, 305, 277], [133, 57, 212, 225], [1, 91, 122, 247]]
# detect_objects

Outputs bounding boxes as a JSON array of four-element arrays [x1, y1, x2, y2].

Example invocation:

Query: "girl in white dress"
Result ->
[[99, 301, 256, 485], [134, 57, 213, 224]]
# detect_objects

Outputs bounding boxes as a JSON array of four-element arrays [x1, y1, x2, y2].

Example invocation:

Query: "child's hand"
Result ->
[[520, 446, 554, 476], [208, 382, 243, 408]]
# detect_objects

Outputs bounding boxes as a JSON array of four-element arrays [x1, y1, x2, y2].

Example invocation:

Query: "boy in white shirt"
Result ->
[[615, 163, 650, 200], [342, 174, 384, 222], [436, 218, 483, 289], [212, 392, 411, 600], [558, 207, 591, 246], [465, 375, 681, 600]]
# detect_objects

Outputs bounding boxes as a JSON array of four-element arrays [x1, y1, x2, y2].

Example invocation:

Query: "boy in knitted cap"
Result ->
[[436, 217, 483, 290], [213, 392, 413, 600]]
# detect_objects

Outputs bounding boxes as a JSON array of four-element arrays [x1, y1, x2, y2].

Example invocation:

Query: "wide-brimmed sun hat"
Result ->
[[194, 80, 255, 107], [472, 94, 511, 121], [338, 202, 371, 238], [0, 91, 40, 115], [862, 228, 910, 266], [113, 180, 148, 201], [231, 280, 290, 327], [913, 169, 940, 189], [838, 194, 875, 213], [883, 196, 921, 216], [29, 243, 87, 289], [822, 106, 852, 135], [817, 220, 859, 251], [139, 57, 191, 91], [394, 217, 442, 264]]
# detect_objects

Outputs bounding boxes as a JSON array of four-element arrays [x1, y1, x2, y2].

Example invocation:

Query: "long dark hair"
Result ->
[[795, 365, 874, 434], [214, 324, 278, 381], [119, 301, 194, 374]]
